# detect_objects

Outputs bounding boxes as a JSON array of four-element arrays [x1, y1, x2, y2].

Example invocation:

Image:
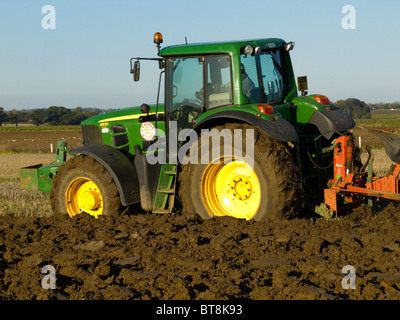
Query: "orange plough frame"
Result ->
[[322, 135, 400, 216]]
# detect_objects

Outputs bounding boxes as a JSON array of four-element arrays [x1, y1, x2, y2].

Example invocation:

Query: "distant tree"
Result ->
[[335, 98, 371, 119], [83, 108, 102, 119], [7, 109, 24, 127], [46, 106, 70, 125], [28, 108, 47, 126], [66, 106, 87, 125], [58, 107, 102, 125], [0, 107, 7, 126]]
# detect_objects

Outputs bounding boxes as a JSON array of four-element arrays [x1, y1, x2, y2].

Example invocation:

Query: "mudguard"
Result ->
[[70, 144, 140, 206], [194, 110, 299, 142], [308, 108, 355, 140]]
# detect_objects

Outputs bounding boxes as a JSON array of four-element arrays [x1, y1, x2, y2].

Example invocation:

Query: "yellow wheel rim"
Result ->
[[201, 159, 261, 220], [65, 177, 103, 218]]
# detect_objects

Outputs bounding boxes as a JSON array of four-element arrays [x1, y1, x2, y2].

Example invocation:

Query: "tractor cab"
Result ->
[[131, 33, 300, 145]]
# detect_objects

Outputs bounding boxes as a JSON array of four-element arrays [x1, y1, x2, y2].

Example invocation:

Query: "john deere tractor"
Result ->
[[21, 33, 356, 220]]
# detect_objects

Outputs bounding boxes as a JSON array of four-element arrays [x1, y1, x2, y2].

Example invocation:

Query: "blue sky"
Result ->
[[0, 0, 399, 110]]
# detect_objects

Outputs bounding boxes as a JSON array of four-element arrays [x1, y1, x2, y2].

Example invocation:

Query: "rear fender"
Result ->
[[308, 108, 355, 140], [194, 110, 299, 142], [69, 144, 140, 206]]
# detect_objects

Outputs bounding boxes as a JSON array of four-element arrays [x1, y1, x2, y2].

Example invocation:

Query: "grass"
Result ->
[[356, 110, 400, 127], [0, 180, 52, 217], [0, 150, 51, 155], [0, 125, 81, 132], [371, 112, 400, 120], [356, 119, 400, 127], [0, 154, 54, 217], [0, 183, 52, 217]]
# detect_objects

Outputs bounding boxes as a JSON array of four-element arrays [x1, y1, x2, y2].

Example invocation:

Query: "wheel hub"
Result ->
[[78, 189, 101, 211], [229, 176, 252, 200]]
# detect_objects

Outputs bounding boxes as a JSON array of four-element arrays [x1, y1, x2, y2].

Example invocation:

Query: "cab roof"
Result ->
[[160, 38, 286, 56]]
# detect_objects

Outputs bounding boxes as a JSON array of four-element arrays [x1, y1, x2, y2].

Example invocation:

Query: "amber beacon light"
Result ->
[[154, 32, 163, 45]]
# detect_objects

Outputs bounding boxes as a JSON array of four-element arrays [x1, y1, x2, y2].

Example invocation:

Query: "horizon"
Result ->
[[1, 0, 399, 110]]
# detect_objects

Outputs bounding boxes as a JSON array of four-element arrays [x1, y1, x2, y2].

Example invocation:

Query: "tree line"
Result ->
[[0, 106, 105, 127], [335, 99, 400, 119], [368, 102, 400, 110]]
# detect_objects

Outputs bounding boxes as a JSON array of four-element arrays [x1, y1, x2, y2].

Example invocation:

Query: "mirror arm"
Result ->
[[130, 57, 164, 63], [130, 57, 164, 81]]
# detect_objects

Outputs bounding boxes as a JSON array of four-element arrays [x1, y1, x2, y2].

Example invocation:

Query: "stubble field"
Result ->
[[0, 125, 400, 300]]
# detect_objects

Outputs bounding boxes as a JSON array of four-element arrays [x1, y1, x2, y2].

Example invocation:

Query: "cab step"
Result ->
[[152, 163, 177, 214]]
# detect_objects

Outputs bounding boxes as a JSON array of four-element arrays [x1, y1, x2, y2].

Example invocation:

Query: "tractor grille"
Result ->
[[112, 134, 128, 147], [82, 125, 103, 145]]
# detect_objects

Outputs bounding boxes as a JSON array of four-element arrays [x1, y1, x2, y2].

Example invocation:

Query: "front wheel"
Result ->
[[50, 155, 124, 218], [179, 123, 303, 220]]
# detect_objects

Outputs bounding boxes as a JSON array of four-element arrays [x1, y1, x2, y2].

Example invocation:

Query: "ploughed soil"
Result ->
[[0, 130, 82, 153], [1, 204, 400, 300]]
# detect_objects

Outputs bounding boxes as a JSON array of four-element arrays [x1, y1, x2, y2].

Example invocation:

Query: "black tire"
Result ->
[[179, 123, 303, 220], [50, 155, 124, 218]]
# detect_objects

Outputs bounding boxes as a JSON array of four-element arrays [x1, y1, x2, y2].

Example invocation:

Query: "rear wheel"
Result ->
[[51, 155, 123, 218], [179, 123, 303, 220]]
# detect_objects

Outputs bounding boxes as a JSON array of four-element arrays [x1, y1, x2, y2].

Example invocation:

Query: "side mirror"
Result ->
[[133, 60, 140, 82], [130, 60, 140, 82]]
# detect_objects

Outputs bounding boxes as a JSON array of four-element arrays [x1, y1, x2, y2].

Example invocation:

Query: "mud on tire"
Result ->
[[179, 123, 303, 220]]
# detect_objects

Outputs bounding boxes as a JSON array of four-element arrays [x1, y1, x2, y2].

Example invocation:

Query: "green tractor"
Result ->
[[21, 33, 355, 220]]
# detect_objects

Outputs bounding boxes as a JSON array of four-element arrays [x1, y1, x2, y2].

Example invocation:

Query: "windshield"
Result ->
[[240, 50, 286, 104]]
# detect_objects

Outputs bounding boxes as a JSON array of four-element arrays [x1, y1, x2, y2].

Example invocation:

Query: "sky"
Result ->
[[0, 0, 399, 110]]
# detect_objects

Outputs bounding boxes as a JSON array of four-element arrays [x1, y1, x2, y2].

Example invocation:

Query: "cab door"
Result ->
[[165, 55, 233, 161]]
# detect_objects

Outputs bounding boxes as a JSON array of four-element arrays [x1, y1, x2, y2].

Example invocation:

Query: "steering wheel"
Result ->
[[170, 102, 202, 126], [172, 102, 201, 114]]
